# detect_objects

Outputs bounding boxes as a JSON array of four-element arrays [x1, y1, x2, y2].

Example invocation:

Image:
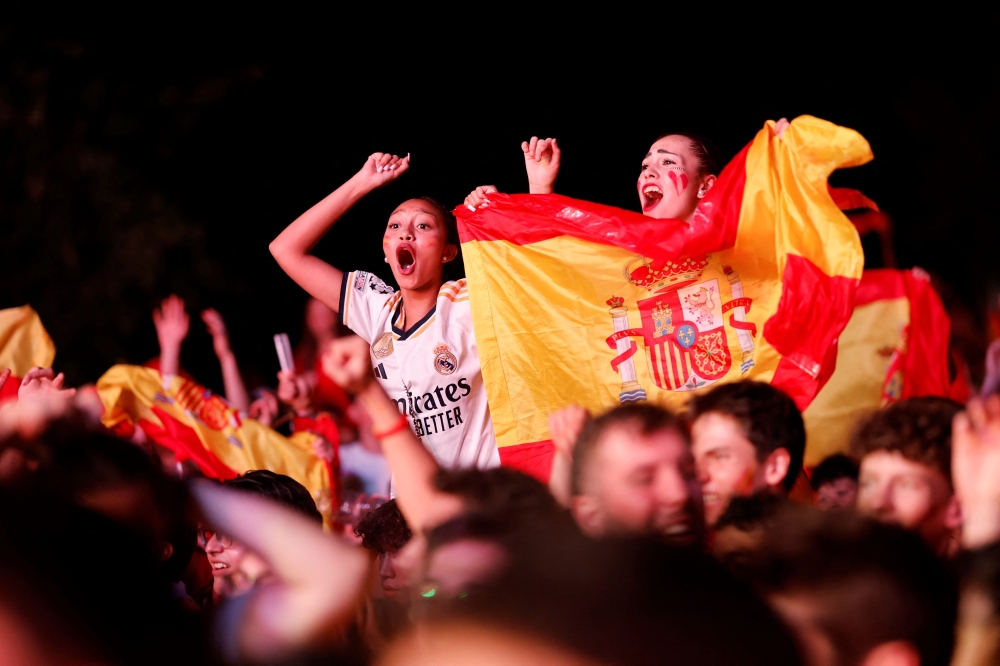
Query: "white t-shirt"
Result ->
[[339, 270, 500, 470], [338, 440, 391, 496]]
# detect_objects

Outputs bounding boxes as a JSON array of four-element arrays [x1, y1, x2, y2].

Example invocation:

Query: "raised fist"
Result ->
[[322, 336, 375, 395]]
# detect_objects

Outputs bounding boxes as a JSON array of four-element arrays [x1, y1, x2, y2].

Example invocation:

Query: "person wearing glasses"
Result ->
[[201, 470, 323, 600]]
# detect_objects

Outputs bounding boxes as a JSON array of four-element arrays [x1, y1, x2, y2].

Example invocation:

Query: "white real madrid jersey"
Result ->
[[339, 270, 500, 470]]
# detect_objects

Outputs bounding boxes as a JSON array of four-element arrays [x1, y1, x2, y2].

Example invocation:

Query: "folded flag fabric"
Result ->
[[0, 305, 55, 377], [97, 364, 336, 526], [803, 268, 961, 466], [457, 116, 868, 479]]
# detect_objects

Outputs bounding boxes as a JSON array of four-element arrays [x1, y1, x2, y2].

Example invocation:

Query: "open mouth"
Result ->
[[642, 184, 663, 211], [210, 562, 231, 575], [396, 244, 415, 275], [655, 514, 698, 545]]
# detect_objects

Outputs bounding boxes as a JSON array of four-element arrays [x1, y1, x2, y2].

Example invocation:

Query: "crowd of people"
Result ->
[[2, 124, 1000, 666]]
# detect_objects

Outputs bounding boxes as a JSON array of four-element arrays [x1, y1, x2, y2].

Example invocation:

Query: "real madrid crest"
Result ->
[[372, 332, 394, 359], [433, 343, 458, 375]]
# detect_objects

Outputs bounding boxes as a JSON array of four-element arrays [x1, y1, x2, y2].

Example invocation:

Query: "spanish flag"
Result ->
[[0, 305, 56, 376], [802, 268, 962, 466], [97, 365, 336, 526], [458, 116, 868, 479]]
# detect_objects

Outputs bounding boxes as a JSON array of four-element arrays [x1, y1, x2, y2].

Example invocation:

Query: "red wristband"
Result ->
[[371, 413, 411, 439]]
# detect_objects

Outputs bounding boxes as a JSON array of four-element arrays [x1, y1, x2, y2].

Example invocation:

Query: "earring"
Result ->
[[697, 189, 706, 196], [384, 258, 389, 263]]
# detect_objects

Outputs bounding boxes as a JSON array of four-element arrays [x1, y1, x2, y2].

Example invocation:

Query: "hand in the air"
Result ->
[[153, 295, 190, 349], [953, 395, 1000, 548], [465, 185, 498, 211], [18, 367, 76, 400], [354, 152, 410, 191], [249, 391, 279, 426], [548, 404, 589, 458], [322, 336, 375, 395], [523, 136, 561, 194], [774, 118, 790, 140], [201, 309, 232, 358], [312, 435, 336, 463], [276, 371, 312, 412]]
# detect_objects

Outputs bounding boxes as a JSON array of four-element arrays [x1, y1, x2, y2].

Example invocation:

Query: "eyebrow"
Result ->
[[643, 149, 680, 159], [390, 208, 438, 218]]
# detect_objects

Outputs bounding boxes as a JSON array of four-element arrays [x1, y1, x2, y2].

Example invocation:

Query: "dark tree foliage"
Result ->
[[2, 18, 998, 387]]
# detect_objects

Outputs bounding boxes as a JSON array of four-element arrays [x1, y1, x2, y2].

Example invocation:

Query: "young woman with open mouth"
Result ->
[[270, 152, 500, 475]]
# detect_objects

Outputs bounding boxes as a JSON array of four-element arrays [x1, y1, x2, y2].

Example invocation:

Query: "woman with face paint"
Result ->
[[465, 121, 789, 222], [270, 153, 500, 477]]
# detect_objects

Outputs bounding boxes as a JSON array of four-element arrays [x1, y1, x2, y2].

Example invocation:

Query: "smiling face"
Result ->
[[691, 413, 765, 527], [638, 135, 713, 221], [383, 199, 457, 293], [573, 424, 703, 545], [203, 531, 270, 598]]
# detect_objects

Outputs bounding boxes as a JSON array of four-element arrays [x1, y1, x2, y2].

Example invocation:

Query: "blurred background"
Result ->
[[2, 16, 999, 391]]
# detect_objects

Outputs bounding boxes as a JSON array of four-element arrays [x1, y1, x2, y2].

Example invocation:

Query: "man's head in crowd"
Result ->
[[355, 499, 413, 600], [751, 507, 957, 666], [205, 470, 322, 598], [570, 403, 703, 545], [810, 453, 859, 512], [688, 380, 805, 527], [712, 492, 785, 577], [851, 397, 963, 556], [423, 513, 511, 601], [394, 467, 568, 593]]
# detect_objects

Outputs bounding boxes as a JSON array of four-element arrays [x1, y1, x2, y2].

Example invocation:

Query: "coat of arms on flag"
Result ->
[[605, 255, 759, 401]]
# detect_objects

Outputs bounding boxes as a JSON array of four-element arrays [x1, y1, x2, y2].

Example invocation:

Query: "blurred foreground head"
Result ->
[[0, 408, 207, 665], [570, 403, 703, 545], [852, 397, 962, 555], [751, 506, 956, 666], [383, 528, 801, 666], [396, 467, 571, 601]]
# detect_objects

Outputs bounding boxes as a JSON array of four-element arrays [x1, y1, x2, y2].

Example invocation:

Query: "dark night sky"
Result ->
[[3, 18, 999, 391]]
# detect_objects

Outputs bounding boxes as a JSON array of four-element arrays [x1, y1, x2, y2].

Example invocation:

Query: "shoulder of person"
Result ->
[[348, 270, 396, 296]]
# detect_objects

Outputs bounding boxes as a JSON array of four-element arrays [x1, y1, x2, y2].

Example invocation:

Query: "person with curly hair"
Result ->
[[852, 397, 963, 557], [354, 499, 412, 599]]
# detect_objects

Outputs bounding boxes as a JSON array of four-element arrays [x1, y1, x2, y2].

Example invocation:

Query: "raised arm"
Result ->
[[547, 404, 589, 507], [463, 136, 562, 211], [322, 336, 462, 532], [152, 295, 189, 382], [269, 152, 410, 311], [202, 309, 250, 413], [523, 136, 561, 194], [953, 395, 1000, 550]]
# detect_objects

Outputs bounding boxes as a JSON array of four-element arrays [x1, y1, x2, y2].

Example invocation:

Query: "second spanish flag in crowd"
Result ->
[[457, 116, 868, 475], [96, 365, 335, 523]]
